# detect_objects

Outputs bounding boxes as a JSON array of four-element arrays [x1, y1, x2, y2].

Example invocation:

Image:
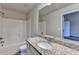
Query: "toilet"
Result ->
[[20, 45, 27, 55]]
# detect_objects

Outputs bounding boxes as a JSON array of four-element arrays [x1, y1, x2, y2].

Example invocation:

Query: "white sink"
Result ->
[[37, 42, 53, 49]]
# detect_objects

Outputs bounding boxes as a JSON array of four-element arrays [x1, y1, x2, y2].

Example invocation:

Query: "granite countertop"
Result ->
[[27, 37, 79, 55]]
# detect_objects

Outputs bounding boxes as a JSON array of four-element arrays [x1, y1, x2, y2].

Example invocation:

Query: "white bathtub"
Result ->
[[0, 42, 26, 55]]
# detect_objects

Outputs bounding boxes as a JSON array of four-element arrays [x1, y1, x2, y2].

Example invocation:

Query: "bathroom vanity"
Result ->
[[27, 41, 41, 55], [27, 37, 79, 55]]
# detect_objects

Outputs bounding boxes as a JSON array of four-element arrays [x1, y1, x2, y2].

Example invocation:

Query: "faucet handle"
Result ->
[[1, 41, 4, 43], [0, 37, 3, 40]]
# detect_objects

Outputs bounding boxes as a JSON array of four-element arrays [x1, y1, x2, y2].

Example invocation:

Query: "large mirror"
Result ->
[[39, 3, 73, 38]]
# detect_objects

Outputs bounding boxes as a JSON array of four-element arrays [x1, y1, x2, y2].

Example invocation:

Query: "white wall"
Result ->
[[27, 4, 47, 37], [39, 20, 46, 35], [42, 4, 79, 38], [1, 18, 27, 45], [27, 7, 39, 37], [0, 18, 27, 54], [0, 8, 27, 44], [27, 19, 31, 37], [0, 7, 27, 54]]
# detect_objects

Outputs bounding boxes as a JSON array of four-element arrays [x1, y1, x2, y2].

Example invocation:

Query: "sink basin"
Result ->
[[37, 42, 53, 49]]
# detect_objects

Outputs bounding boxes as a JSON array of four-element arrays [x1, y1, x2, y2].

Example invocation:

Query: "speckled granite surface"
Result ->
[[52, 37, 79, 51], [27, 37, 79, 55]]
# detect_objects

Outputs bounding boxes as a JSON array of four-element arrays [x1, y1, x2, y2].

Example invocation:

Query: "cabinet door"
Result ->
[[27, 42, 40, 55], [27, 42, 33, 55], [29, 45, 40, 55]]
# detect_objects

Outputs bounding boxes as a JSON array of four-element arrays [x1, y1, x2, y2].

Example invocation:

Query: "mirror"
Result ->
[[39, 3, 73, 37], [39, 6, 47, 35]]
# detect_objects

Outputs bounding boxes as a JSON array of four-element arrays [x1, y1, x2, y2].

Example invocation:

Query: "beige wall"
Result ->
[[42, 4, 79, 38], [3, 9, 26, 20]]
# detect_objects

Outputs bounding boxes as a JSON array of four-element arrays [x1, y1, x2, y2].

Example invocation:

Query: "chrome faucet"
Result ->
[[0, 37, 4, 47]]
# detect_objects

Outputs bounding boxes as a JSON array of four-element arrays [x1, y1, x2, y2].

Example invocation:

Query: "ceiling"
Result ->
[[0, 3, 39, 14], [0, 3, 74, 16], [39, 3, 74, 17]]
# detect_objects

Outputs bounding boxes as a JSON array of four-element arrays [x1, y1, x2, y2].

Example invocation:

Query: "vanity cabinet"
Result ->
[[27, 41, 40, 55]]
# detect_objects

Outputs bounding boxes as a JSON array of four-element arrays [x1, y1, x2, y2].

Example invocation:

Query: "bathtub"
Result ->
[[0, 42, 26, 55]]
